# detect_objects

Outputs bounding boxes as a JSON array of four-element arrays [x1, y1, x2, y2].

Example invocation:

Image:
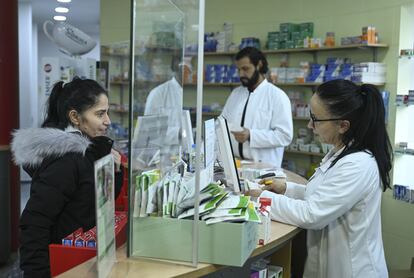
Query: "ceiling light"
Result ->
[[55, 7, 69, 13], [53, 15, 67, 21], [57, 0, 72, 3]]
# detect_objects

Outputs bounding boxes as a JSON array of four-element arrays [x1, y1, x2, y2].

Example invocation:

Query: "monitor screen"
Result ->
[[215, 116, 242, 193]]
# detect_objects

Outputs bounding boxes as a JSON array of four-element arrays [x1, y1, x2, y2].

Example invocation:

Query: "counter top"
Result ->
[[58, 221, 300, 278], [58, 166, 306, 277]]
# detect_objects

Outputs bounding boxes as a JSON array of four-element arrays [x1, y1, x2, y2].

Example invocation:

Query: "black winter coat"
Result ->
[[11, 128, 123, 278]]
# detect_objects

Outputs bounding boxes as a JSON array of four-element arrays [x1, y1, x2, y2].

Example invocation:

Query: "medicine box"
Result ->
[[131, 217, 258, 267], [49, 211, 127, 277]]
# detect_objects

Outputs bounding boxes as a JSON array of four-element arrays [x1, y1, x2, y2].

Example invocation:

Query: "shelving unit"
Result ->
[[199, 43, 388, 176], [205, 43, 388, 62], [185, 81, 385, 88]]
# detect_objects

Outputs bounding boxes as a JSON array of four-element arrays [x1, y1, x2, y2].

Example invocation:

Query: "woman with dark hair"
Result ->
[[248, 79, 392, 278], [11, 78, 123, 277]]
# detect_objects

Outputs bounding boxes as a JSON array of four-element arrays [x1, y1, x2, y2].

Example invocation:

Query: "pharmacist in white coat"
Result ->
[[144, 58, 183, 146], [221, 47, 293, 167], [248, 79, 392, 278]]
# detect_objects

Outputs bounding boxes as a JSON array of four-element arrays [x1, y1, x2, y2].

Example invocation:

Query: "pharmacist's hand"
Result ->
[[231, 128, 250, 143], [111, 149, 122, 172], [259, 177, 287, 195], [244, 189, 263, 198]]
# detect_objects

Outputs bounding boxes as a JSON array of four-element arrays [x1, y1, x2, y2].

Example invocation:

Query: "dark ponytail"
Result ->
[[316, 79, 393, 191], [42, 77, 107, 129], [42, 81, 65, 128]]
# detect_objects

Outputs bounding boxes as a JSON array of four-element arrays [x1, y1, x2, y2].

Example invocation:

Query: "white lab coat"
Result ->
[[221, 79, 293, 167], [260, 148, 388, 278], [144, 77, 183, 145]]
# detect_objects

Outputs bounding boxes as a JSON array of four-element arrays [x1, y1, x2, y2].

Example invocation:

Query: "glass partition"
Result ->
[[128, 0, 204, 265]]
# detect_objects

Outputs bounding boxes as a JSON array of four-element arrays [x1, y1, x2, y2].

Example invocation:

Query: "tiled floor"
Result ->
[[0, 182, 30, 278]]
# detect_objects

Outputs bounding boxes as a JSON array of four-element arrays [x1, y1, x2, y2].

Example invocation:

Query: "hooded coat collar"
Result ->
[[11, 127, 91, 168]]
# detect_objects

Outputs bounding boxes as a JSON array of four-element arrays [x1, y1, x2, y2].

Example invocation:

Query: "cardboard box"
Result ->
[[49, 211, 127, 277], [131, 217, 258, 267]]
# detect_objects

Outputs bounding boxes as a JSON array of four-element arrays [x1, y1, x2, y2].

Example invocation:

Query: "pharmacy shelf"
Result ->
[[394, 150, 414, 156], [398, 55, 414, 59], [204, 44, 388, 57], [185, 81, 385, 88], [284, 150, 325, 157]]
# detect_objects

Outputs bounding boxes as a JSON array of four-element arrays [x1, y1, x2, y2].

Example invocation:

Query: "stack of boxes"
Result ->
[[270, 58, 385, 84], [267, 22, 314, 50], [393, 184, 414, 204], [352, 62, 386, 84], [306, 64, 325, 83], [216, 22, 233, 52], [239, 37, 261, 50], [269, 62, 310, 84], [341, 26, 378, 45], [205, 64, 239, 83], [324, 57, 353, 82]]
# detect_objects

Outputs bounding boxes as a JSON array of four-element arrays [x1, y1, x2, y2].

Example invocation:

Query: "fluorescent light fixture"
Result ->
[[55, 7, 69, 13], [57, 0, 71, 3], [53, 15, 67, 21]]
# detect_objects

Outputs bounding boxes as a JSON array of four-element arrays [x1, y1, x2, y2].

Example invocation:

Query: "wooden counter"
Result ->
[[58, 221, 300, 278], [58, 165, 306, 278]]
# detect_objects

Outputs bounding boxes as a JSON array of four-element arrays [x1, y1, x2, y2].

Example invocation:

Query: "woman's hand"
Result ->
[[111, 149, 122, 172], [259, 177, 287, 195]]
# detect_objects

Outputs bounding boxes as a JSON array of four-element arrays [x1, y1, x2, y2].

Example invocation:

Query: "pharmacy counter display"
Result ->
[[58, 169, 306, 278], [58, 221, 300, 278]]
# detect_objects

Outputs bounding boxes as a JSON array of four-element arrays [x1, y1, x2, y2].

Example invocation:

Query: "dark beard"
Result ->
[[240, 69, 259, 92]]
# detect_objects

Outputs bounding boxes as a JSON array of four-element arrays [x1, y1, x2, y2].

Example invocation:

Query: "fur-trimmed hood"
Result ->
[[11, 128, 91, 167]]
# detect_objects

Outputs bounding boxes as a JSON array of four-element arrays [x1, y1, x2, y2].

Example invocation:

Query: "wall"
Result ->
[[18, 3, 38, 181], [18, 3, 37, 129], [100, 0, 130, 44], [100, 0, 414, 269]]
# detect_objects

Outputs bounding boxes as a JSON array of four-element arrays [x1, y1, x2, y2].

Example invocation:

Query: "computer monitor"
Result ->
[[215, 116, 242, 193]]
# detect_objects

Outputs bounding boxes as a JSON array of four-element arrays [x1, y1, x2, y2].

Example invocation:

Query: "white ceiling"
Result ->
[[20, 0, 100, 35]]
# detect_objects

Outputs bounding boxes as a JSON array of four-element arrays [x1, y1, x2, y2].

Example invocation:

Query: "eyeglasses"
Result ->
[[309, 111, 344, 127]]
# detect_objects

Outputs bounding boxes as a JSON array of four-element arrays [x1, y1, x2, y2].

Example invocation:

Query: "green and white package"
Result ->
[[177, 192, 228, 219]]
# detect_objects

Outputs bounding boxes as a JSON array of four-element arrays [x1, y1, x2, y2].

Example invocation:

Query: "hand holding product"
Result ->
[[259, 177, 287, 195]]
